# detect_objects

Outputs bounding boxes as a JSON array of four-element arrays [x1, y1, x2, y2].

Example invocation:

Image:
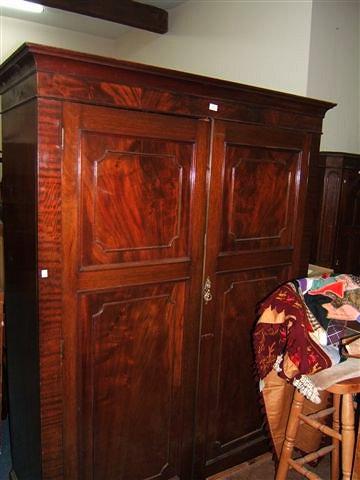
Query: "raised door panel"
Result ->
[[80, 131, 192, 266], [215, 122, 308, 264], [79, 282, 185, 480], [196, 120, 311, 478], [221, 145, 299, 252], [205, 270, 285, 463], [62, 103, 210, 480]]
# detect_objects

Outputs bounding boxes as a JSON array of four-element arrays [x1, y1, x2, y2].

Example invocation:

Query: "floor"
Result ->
[[0, 419, 12, 479], [0, 421, 331, 480], [208, 452, 330, 479]]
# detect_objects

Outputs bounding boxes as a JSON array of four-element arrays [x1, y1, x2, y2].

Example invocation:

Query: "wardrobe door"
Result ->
[[196, 120, 312, 477], [333, 168, 360, 274], [61, 103, 209, 480]]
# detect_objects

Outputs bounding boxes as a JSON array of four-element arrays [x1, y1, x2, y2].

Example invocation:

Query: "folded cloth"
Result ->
[[254, 274, 360, 403]]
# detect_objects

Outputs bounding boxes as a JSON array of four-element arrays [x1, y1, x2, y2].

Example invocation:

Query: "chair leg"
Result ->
[[341, 393, 355, 480], [275, 389, 305, 480], [331, 393, 340, 480]]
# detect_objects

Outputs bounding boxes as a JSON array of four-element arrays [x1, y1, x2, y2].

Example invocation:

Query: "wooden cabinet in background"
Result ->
[[0, 44, 333, 480], [311, 152, 360, 274]]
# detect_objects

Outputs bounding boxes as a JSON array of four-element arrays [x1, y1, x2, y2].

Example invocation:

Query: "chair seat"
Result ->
[[326, 377, 360, 395]]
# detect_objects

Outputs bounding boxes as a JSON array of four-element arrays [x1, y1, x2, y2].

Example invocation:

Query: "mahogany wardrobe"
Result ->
[[0, 44, 334, 480]]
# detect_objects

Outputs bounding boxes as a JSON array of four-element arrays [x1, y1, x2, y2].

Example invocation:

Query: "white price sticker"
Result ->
[[209, 103, 219, 112]]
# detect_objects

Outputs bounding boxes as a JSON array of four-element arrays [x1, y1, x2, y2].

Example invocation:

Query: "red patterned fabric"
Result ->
[[253, 283, 332, 382]]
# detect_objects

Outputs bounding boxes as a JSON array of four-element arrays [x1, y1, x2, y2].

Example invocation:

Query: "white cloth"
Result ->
[[310, 358, 360, 391], [283, 358, 360, 404]]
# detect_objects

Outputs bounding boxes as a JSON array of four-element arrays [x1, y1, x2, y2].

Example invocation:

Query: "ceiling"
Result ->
[[0, 1, 187, 39]]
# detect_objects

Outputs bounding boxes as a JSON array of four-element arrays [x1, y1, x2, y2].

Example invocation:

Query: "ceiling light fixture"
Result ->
[[0, 0, 44, 13]]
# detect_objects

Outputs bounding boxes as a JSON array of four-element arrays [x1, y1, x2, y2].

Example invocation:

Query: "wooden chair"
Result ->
[[275, 377, 360, 480]]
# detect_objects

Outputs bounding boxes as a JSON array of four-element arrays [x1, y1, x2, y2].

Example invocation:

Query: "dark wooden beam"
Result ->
[[30, 0, 168, 34]]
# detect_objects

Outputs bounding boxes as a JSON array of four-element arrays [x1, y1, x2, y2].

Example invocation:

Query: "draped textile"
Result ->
[[254, 274, 360, 402], [253, 274, 360, 457]]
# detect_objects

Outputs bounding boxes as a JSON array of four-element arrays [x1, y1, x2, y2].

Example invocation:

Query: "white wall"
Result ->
[[307, 0, 360, 152], [115, 0, 360, 154], [115, 0, 314, 96], [0, 15, 117, 62]]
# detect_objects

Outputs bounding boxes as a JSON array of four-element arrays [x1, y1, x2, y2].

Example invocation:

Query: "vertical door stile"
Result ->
[[62, 102, 82, 480], [194, 119, 227, 479]]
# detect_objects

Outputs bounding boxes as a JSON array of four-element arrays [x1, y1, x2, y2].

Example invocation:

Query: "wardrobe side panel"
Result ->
[[37, 98, 65, 480], [2, 100, 42, 480]]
